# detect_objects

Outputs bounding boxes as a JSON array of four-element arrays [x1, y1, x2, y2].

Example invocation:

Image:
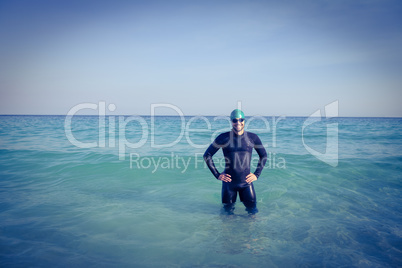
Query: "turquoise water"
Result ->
[[0, 115, 401, 267]]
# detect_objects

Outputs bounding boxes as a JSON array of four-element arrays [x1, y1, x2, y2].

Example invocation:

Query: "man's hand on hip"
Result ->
[[245, 173, 257, 184], [218, 173, 232, 182]]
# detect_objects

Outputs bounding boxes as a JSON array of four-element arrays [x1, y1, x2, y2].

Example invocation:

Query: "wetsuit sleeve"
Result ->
[[253, 134, 268, 178], [203, 137, 222, 179]]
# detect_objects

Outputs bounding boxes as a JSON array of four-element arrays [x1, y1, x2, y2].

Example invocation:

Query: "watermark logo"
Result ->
[[64, 100, 339, 171], [302, 100, 339, 167], [129, 152, 286, 173]]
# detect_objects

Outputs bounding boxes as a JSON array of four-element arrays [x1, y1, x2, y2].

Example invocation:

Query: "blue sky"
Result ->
[[0, 0, 401, 116]]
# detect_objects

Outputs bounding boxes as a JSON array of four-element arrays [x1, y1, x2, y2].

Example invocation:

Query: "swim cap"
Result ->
[[230, 109, 245, 120]]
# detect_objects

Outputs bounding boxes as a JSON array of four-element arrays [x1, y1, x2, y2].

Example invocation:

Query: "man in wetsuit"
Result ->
[[204, 109, 268, 215]]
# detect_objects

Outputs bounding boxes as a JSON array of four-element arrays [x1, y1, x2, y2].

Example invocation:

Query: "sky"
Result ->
[[0, 0, 401, 117]]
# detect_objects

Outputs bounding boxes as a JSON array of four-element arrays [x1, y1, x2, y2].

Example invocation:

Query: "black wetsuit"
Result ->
[[203, 130, 267, 214]]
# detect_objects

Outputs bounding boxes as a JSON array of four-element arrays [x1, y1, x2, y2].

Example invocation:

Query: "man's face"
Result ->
[[232, 118, 245, 132]]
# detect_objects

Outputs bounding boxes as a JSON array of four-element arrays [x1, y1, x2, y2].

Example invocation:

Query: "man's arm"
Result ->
[[203, 143, 221, 179], [245, 134, 267, 184], [253, 134, 268, 178], [204, 134, 232, 182]]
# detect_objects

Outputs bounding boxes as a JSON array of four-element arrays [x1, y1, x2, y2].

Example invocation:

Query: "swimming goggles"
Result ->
[[232, 118, 245, 123]]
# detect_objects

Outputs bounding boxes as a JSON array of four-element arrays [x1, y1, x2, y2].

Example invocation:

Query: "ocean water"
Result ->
[[0, 115, 401, 267]]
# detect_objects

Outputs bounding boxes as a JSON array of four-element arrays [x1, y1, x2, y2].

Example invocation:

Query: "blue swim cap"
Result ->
[[230, 109, 245, 120]]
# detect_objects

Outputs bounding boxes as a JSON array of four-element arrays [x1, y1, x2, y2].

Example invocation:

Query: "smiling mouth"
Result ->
[[234, 124, 243, 129]]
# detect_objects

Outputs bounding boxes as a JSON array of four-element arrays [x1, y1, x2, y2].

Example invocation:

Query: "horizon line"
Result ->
[[0, 114, 401, 119]]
